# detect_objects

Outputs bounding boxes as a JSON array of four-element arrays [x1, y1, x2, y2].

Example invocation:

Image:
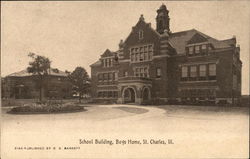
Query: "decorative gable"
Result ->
[[124, 15, 160, 46], [187, 33, 208, 45], [101, 49, 114, 58]]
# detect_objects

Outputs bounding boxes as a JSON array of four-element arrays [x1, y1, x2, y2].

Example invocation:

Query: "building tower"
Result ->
[[156, 4, 170, 34]]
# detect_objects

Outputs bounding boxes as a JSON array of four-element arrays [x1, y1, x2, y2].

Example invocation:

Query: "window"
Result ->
[[139, 30, 144, 39], [106, 59, 110, 67], [131, 53, 134, 62], [109, 72, 113, 81], [199, 65, 206, 77], [114, 72, 118, 81], [190, 66, 197, 78], [135, 53, 139, 61], [124, 71, 128, 77], [199, 65, 206, 80], [201, 44, 207, 50], [135, 68, 140, 77], [148, 52, 152, 60], [189, 47, 194, 54], [130, 44, 153, 62], [98, 74, 103, 81], [140, 53, 144, 61], [208, 64, 216, 76], [144, 68, 148, 77], [103, 73, 108, 81], [156, 68, 161, 78], [140, 68, 144, 77], [144, 52, 148, 61], [134, 67, 148, 77], [181, 66, 188, 78], [208, 64, 216, 80], [103, 58, 113, 67], [195, 45, 200, 54]]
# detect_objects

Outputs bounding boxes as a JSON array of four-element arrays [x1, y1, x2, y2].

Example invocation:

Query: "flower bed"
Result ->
[[8, 102, 85, 114]]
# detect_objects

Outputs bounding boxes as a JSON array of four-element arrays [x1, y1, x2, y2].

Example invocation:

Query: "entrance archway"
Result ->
[[123, 87, 136, 103]]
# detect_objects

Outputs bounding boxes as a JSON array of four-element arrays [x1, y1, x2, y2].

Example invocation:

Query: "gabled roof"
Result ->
[[220, 38, 236, 47], [169, 29, 232, 54], [101, 49, 115, 58], [7, 68, 67, 77], [187, 33, 208, 44], [90, 60, 101, 67], [124, 16, 160, 44]]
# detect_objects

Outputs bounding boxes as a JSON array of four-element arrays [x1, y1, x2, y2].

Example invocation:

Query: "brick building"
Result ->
[[90, 4, 242, 105], [2, 68, 72, 99]]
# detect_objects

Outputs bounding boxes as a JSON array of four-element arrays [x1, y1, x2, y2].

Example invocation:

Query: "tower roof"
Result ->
[[159, 4, 167, 10]]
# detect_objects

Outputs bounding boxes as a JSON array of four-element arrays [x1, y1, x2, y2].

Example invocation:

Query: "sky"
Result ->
[[1, 1, 249, 95]]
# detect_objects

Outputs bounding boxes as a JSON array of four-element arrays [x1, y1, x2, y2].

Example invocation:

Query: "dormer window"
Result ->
[[103, 58, 113, 68], [139, 30, 144, 39]]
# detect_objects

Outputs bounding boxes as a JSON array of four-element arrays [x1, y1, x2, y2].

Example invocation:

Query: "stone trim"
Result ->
[[179, 60, 219, 66], [178, 86, 219, 90], [153, 54, 169, 58]]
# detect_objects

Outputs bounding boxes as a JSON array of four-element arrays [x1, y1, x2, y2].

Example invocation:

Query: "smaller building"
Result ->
[[1, 68, 72, 99]]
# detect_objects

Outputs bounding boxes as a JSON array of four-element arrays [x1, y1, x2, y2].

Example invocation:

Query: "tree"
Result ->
[[68, 67, 91, 103], [27, 53, 51, 101]]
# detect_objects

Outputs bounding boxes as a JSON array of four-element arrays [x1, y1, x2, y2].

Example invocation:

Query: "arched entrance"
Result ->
[[123, 87, 136, 103], [142, 87, 151, 104]]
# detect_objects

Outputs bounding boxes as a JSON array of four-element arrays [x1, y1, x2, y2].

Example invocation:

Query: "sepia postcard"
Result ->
[[1, 1, 249, 159]]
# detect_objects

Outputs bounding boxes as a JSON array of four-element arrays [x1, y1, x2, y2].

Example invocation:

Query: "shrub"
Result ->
[[8, 102, 85, 114]]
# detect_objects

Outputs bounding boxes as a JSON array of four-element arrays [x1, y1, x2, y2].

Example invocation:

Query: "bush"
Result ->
[[8, 102, 85, 114]]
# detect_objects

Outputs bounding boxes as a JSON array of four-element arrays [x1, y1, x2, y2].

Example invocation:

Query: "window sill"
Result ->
[[180, 80, 217, 83]]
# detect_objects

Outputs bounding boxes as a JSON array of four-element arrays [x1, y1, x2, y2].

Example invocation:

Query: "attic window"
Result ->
[[139, 30, 144, 39]]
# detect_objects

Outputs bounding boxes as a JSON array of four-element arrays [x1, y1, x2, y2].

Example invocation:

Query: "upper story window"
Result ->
[[208, 64, 216, 78], [199, 65, 206, 77], [181, 63, 216, 82], [103, 58, 113, 67], [199, 64, 207, 80], [201, 44, 207, 50], [188, 47, 194, 55], [97, 71, 118, 84], [156, 68, 162, 78], [187, 44, 209, 56], [181, 66, 188, 78], [190, 66, 197, 77], [139, 30, 144, 39], [130, 44, 153, 63], [195, 45, 200, 54], [124, 71, 128, 77], [134, 66, 149, 78], [114, 72, 118, 81]]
